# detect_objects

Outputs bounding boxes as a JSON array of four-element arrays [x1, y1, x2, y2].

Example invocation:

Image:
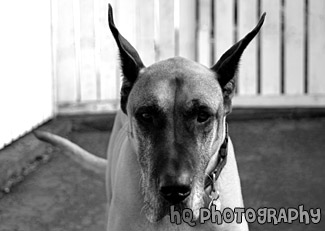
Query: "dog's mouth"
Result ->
[[142, 176, 207, 223], [144, 196, 188, 223], [144, 194, 208, 224]]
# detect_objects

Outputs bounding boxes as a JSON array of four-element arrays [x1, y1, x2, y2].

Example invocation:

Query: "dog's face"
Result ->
[[108, 5, 265, 223], [127, 58, 225, 221]]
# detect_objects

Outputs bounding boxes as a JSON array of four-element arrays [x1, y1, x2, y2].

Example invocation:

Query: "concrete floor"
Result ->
[[230, 117, 325, 231], [0, 129, 109, 231], [0, 114, 324, 230]]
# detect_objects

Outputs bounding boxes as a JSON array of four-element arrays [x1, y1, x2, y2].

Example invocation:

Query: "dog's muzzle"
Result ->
[[158, 171, 192, 205]]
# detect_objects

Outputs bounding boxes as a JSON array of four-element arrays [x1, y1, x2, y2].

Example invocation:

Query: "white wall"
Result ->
[[0, 0, 54, 149]]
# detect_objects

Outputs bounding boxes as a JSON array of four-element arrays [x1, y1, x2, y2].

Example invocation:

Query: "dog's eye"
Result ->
[[139, 113, 153, 123], [197, 111, 211, 123]]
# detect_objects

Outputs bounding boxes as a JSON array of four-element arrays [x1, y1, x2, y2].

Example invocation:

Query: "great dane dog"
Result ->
[[36, 5, 265, 231]]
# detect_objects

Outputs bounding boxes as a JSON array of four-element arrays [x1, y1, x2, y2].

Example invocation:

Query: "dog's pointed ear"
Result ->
[[211, 13, 266, 114], [108, 4, 145, 114]]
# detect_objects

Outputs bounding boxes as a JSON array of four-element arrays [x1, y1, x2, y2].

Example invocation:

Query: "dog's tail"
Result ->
[[34, 131, 107, 175]]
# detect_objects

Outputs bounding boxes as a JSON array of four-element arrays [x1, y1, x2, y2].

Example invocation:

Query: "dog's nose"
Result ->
[[158, 172, 192, 204], [159, 184, 191, 204]]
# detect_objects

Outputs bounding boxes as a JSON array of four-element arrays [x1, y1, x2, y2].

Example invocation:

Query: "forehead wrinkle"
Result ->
[[175, 77, 222, 113], [172, 76, 183, 144]]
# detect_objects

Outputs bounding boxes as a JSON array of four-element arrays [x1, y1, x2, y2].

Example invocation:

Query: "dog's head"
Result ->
[[108, 5, 265, 222]]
